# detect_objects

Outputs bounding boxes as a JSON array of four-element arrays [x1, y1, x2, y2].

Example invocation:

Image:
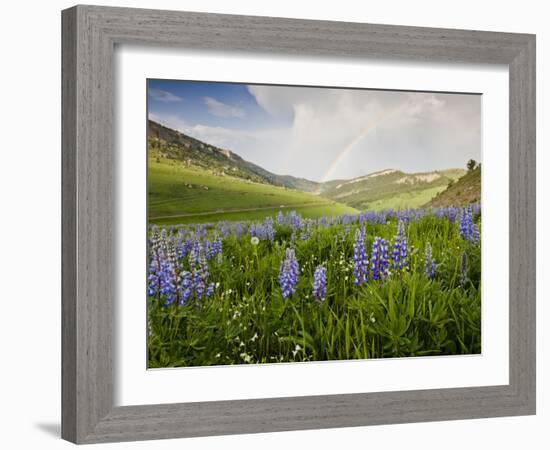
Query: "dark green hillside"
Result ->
[[425, 166, 481, 207]]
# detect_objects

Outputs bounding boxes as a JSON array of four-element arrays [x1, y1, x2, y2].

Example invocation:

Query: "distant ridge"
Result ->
[[320, 167, 466, 210]]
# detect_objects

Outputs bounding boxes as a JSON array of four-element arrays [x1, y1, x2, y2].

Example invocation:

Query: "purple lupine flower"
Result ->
[[147, 259, 160, 297], [178, 270, 193, 305], [205, 282, 215, 297], [424, 243, 436, 279], [397, 210, 411, 224], [433, 208, 445, 219], [160, 241, 178, 305], [279, 248, 299, 299], [175, 238, 186, 261], [250, 221, 275, 242], [205, 234, 222, 260], [263, 216, 276, 241], [276, 211, 285, 225], [391, 220, 408, 270], [193, 251, 210, 300], [212, 234, 223, 255], [159, 258, 177, 305], [188, 239, 200, 266], [371, 237, 389, 281], [353, 227, 368, 285], [218, 221, 231, 238], [287, 211, 302, 231], [233, 222, 245, 238], [147, 228, 162, 297], [447, 207, 459, 223], [458, 207, 479, 244], [194, 224, 207, 239], [312, 265, 327, 301]]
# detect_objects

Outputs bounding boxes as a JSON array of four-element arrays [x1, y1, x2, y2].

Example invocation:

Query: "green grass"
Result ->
[[148, 157, 358, 224], [150, 204, 358, 225], [366, 186, 447, 211], [147, 213, 481, 367]]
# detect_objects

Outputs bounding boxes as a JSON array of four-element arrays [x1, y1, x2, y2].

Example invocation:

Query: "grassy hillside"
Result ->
[[148, 120, 320, 192], [147, 119, 474, 218], [425, 166, 481, 207], [148, 154, 358, 225], [320, 168, 465, 210]]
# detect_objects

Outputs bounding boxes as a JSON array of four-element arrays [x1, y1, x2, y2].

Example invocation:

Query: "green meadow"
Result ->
[[365, 186, 447, 211], [148, 157, 358, 225]]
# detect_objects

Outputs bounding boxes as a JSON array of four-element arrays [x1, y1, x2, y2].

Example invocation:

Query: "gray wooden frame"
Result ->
[[61, 4, 536, 444]]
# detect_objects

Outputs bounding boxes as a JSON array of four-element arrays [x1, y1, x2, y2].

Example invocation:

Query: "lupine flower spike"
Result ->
[[391, 220, 408, 270], [424, 243, 436, 279], [279, 248, 300, 299], [371, 237, 389, 281], [458, 207, 479, 244], [353, 228, 368, 285], [312, 265, 327, 301]]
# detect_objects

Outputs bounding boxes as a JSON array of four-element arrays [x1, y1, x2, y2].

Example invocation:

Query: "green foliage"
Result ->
[[147, 215, 481, 367]]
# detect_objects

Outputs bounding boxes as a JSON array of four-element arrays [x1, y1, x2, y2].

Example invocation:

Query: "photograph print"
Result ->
[[146, 79, 481, 368]]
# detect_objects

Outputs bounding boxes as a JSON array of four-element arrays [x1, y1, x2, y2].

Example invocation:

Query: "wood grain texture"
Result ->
[[61, 6, 77, 443], [61, 5, 536, 444]]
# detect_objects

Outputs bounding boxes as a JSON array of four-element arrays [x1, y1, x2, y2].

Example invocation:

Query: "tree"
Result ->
[[467, 159, 477, 171]]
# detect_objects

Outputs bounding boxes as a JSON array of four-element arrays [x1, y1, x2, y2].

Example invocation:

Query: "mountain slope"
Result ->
[[147, 120, 359, 225], [148, 119, 471, 213], [320, 168, 465, 210], [148, 120, 320, 192], [147, 156, 359, 225], [425, 166, 481, 207]]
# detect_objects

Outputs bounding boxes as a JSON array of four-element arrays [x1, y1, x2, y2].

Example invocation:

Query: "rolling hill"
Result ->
[[320, 168, 465, 211], [148, 120, 320, 192], [147, 119, 474, 223], [147, 128, 358, 225], [425, 166, 481, 207]]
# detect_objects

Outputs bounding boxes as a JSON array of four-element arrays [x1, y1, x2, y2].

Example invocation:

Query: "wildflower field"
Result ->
[[147, 206, 481, 368]]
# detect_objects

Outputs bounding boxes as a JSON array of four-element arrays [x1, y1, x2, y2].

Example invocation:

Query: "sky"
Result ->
[[147, 79, 481, 182]]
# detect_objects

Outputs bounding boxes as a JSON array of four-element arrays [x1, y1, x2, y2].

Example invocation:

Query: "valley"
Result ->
[[147, 119, 478, 225]]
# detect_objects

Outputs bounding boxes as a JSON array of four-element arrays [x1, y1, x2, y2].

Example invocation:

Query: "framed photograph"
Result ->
[[61, 5, 536, 444]]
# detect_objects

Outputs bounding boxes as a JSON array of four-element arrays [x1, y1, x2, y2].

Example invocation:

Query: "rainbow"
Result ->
[[319, 102, 408, 184]]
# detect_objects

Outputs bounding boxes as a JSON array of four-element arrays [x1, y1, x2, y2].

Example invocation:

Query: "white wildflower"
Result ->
[[240, 353, 251, 363]]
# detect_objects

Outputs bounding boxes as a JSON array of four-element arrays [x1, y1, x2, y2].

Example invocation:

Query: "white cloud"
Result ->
[[148, 88, 183, 103], [246, 86, 480, 180], [204, 97, 245, 118], [150, 86, 480, 182]]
